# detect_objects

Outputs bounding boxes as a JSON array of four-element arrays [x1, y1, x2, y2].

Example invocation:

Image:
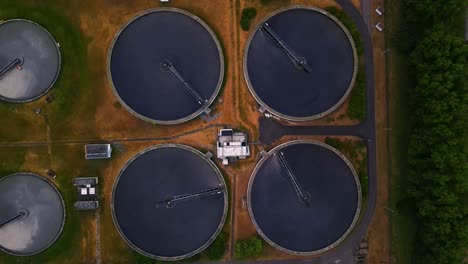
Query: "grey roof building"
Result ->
[[84, 144, 112, 160], [73, 177, 99, 210]]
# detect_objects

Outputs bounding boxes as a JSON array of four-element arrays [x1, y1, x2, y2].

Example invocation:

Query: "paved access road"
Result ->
[[255, 0, 377, 263]]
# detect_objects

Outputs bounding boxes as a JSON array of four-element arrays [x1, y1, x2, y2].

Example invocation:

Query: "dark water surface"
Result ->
[[250, 142, 359, 252], [110, 10, 222, 122], [113, 146, 226, 258], [246, 8, 355, 118]]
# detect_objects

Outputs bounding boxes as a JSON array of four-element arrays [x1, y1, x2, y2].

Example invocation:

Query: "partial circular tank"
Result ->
[[109, 8, 224, 124], [248, 140, 361, 255], [0, 20, 61, 102], [0, 173, 65, 256], [244, 6, 357, 120], [112, 144, 228, 261]]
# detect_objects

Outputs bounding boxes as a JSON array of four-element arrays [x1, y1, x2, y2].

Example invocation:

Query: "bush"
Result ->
[[240, 8, 257, 31], [234, 236, 263, 259], [207, 231, 228, 260]]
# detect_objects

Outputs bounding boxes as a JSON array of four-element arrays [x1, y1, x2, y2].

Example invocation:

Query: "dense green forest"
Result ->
[[397, 0, 467, 263]]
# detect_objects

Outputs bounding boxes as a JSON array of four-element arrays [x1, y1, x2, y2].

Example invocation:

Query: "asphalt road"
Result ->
[[256, 0, 377, 263]]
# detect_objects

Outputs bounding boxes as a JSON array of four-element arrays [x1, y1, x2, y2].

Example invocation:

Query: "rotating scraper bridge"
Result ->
[[0, 57, 24, 78]]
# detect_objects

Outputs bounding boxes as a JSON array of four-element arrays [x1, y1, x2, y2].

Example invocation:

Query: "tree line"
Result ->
[[397, 1, 467, 263]]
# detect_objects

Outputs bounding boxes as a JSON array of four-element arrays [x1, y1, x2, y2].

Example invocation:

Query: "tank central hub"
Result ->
[[261, 23, 312, 73], [0, 208, 29, 228], [155, 186, 224, 209], [0, 57, 24, 79]]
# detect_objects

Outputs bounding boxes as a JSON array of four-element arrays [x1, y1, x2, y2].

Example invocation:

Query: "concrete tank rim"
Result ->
[[0, 172, 66, 256], [110, 143, 228, 261], [243, 5, 358, 121], [246, 139, 362, 255], [0, 19, 61, 103], [107, 8, 225, 125]]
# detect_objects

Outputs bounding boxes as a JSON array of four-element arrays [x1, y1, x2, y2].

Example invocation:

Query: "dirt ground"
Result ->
[[365, 0, 390, 264], [0, 0, 375, 263]]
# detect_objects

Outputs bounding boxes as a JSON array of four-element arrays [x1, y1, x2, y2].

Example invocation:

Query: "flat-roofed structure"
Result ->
[[85, 144, 112, 160], [73, 177, 99, 210], [216, 129, 250, 165]]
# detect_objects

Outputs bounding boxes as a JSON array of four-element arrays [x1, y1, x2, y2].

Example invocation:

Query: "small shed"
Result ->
[[85, 144, 112, 160], [73, 177, 99, 210]]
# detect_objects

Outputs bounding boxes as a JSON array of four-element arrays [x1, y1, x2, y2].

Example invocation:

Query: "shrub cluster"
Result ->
[[207, 231, 228, 260], [234, 236, 263, 259], [240, 8, 257, 31], [325, 7, 364, 55], [397, 1, 467, 263]]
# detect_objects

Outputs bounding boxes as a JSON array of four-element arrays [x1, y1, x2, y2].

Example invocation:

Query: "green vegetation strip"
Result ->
[[325, 7, 363, 56], [325, 7, 365, 122], [325, 137, 368, 198], [347, 65, 366, 121], [392, 1, 467, 264]]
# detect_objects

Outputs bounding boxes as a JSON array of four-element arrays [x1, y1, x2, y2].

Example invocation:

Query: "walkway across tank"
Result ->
[[244, 6, 358, 121], [111, 144, 228, 260], [109, 8, 224, 124], [0, 19, 61, 102], [0, 172, 65, 256], [248, 140, 361, 255]]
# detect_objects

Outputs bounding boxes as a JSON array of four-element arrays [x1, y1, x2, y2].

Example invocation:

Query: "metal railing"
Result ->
[[160, 60, 205, 105], [155, 186, 223, 208], [276, 151, 311, 207], [261, 23, 312, 73]]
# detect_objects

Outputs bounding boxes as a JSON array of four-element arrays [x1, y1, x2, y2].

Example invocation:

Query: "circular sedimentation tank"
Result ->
[[0, 19, 61, 102], [244, 6, 358, 121], [248, 140, 361, 255], [0, 173, 65, 256], [109, 8, 224, 124], [111, 144, 228, 261]]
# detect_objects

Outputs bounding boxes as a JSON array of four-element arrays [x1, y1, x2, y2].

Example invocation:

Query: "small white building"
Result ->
[[85, 144, 112, 160], [217, 129, 250, 165], [375, 6, 384, 16]]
